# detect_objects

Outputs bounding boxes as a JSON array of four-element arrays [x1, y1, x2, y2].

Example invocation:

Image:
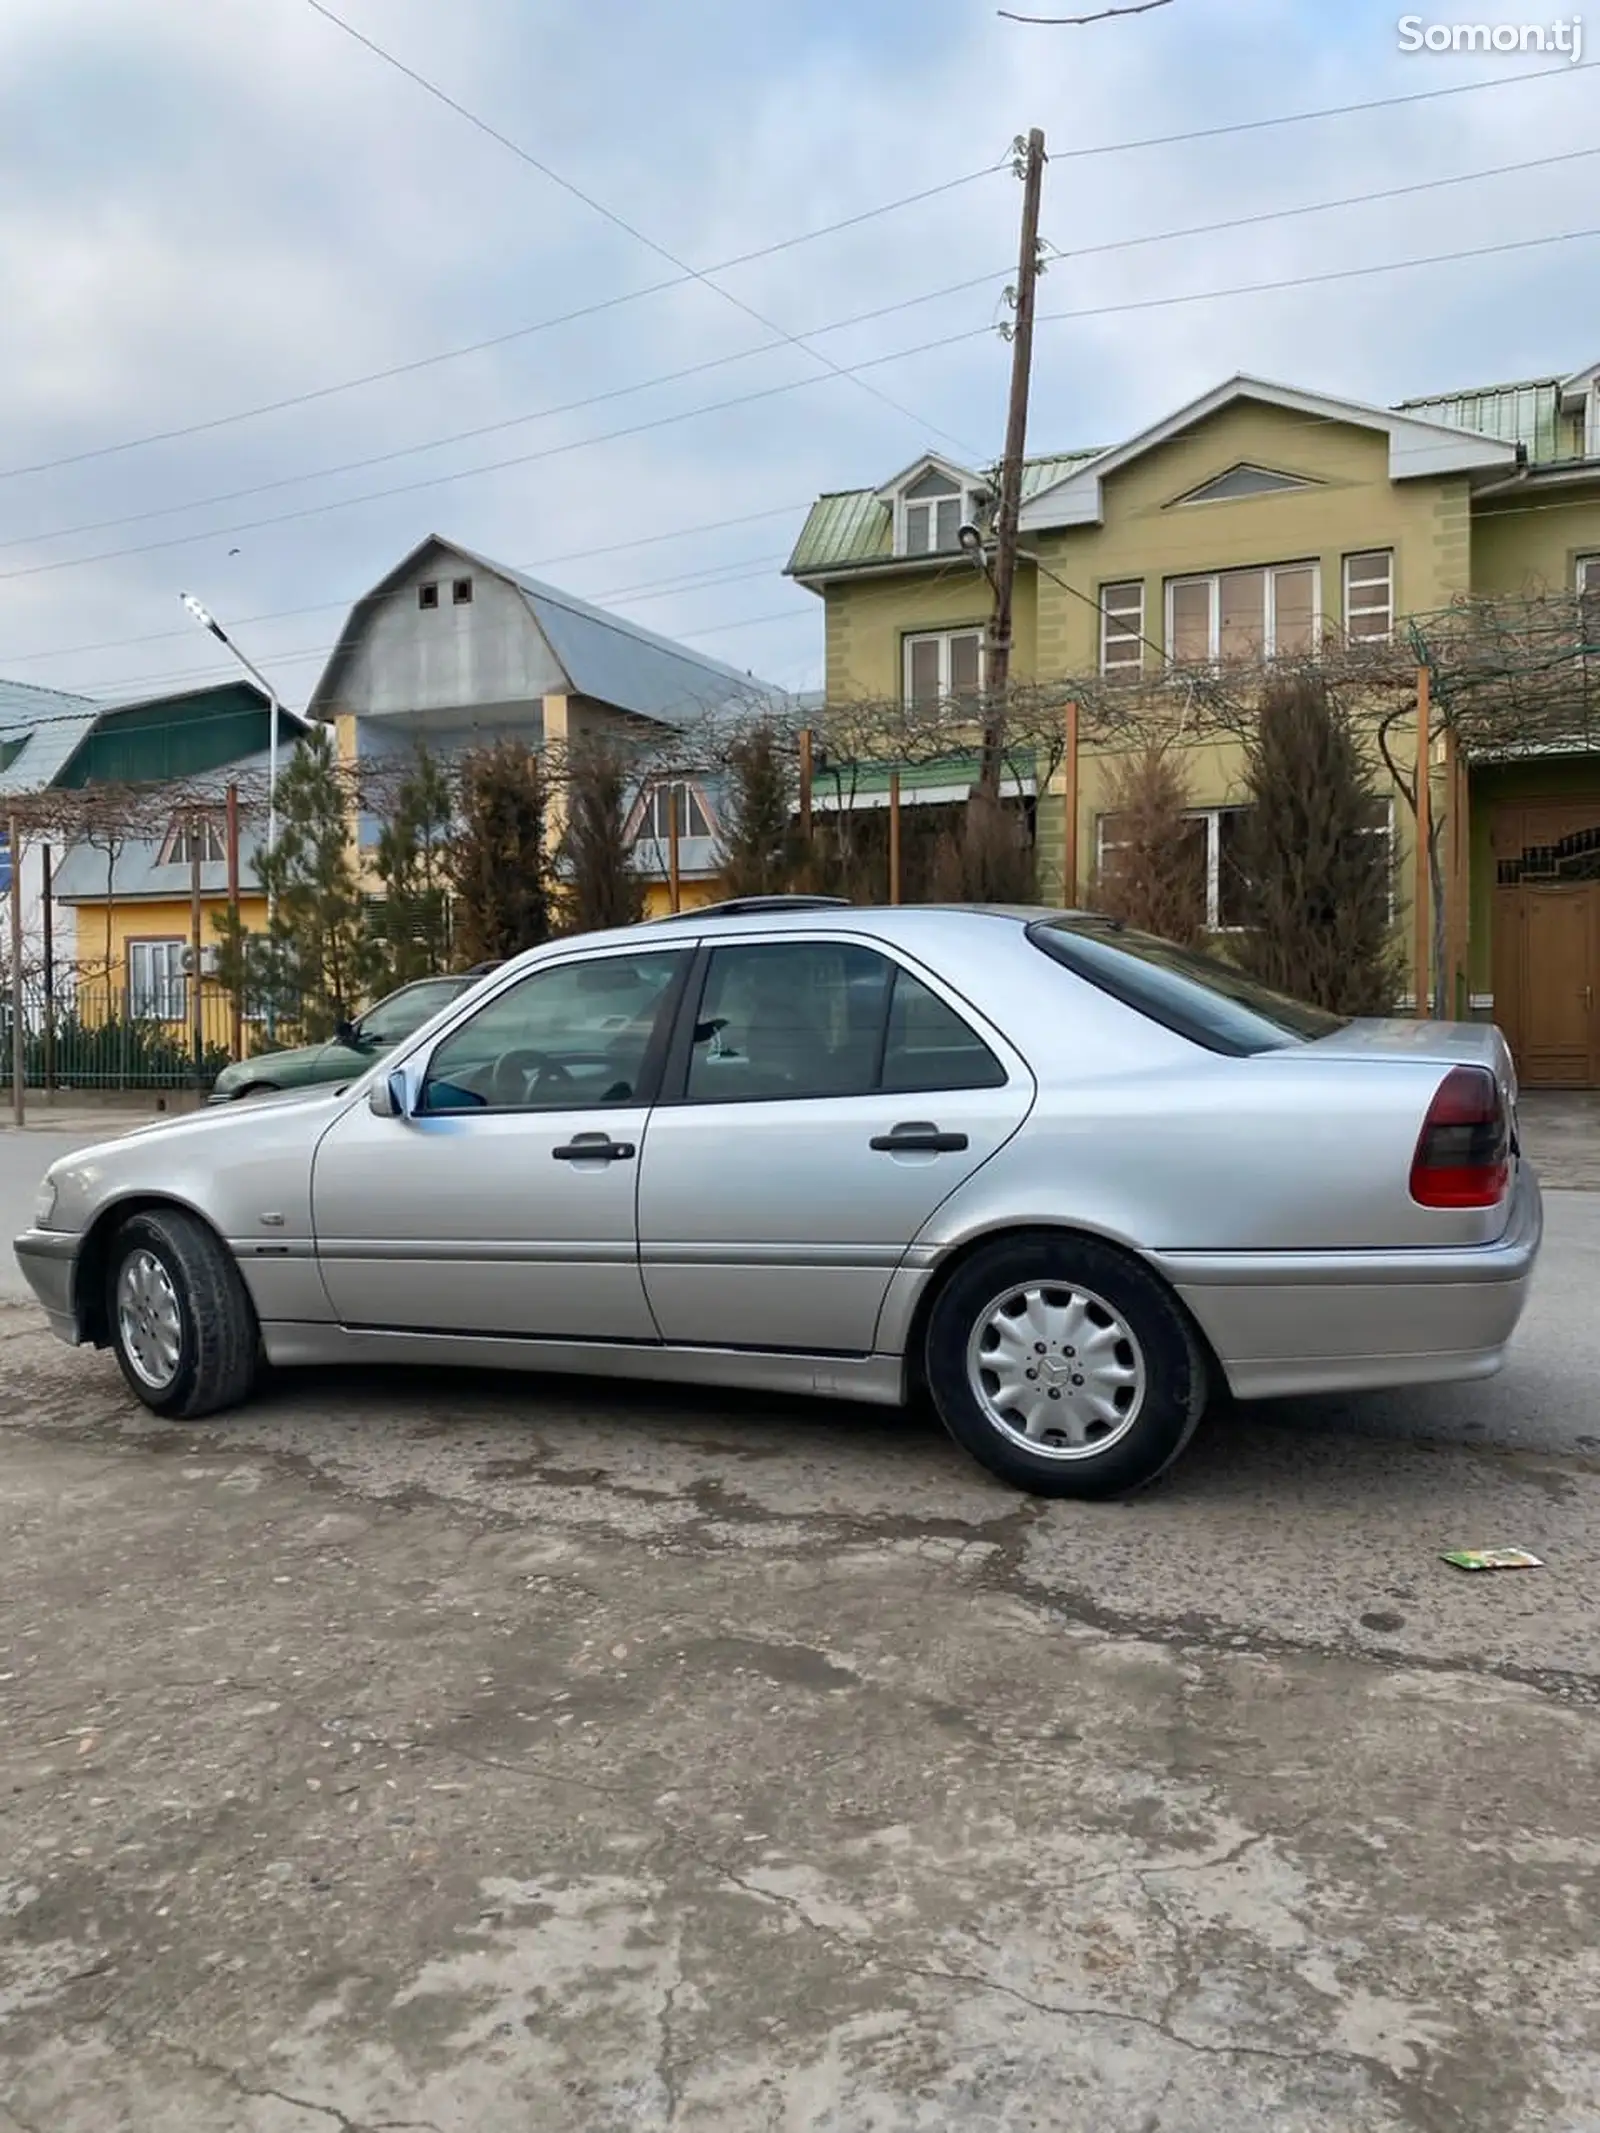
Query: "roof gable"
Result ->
[[1019, 375, 1519, 532], [787, 451, 1100, 580], [872, 452, 983, 503], [308, 535, 775, 732]]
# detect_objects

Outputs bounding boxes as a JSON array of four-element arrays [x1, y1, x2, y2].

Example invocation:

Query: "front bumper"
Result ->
[[13, 1229, 83, 1345], [1154, 1162, 1544, 1401]]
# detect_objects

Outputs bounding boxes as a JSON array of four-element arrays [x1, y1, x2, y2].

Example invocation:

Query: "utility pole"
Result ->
[[979, 127, 1047, 801]]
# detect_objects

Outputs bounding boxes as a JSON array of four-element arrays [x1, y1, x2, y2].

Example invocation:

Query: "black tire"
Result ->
[[106, 1208, 261, 1419], [924, 1231, 1207, 1499]]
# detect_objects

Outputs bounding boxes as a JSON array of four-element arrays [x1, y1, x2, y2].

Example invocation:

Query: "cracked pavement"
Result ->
[[3, 1200, 1600, 2126]]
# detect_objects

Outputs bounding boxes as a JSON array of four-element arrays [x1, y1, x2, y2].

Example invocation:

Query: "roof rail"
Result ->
[[654, 894, 852, 921]]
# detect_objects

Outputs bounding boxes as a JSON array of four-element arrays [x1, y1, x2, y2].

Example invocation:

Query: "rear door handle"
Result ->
[[870, 1121, 969, 1154], [552, 1134, 636, 1163]]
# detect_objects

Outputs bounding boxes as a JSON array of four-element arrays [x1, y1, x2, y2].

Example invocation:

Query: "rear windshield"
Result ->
[[1026, 916, 1348, 1056]]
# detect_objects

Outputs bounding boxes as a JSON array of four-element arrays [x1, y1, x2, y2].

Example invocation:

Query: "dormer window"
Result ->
[[901, 470, 964, 556]]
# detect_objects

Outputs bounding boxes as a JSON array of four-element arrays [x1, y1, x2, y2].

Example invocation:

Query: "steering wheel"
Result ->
[[490, 1048, 574, 1108]]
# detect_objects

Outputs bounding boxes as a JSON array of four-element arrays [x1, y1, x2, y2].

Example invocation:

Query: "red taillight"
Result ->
[[1410, 1065, 1510, 1209]]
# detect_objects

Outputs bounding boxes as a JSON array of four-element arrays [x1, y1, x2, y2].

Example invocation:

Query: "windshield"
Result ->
[[1027, 916, 1348, 1056], [357, 978, 466, 1045]]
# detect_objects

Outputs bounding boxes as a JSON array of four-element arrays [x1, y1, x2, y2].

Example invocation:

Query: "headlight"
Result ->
[[34, 1176, 59, 1228]]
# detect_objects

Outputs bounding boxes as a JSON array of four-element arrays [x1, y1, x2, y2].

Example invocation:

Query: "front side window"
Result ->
[[903, 628, 984, 707], [421, 950, 687, 1112], [682, 941, 1004, 1104], [128, 940, 187, 1021], [1166, 562, 1319, 664]]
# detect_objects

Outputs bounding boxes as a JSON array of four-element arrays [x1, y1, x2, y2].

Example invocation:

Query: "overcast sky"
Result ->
[[0, 0, 1593, 707]]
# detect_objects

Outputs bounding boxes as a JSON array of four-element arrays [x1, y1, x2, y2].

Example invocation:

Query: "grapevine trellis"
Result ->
[[3, 584, 1596, 1115]]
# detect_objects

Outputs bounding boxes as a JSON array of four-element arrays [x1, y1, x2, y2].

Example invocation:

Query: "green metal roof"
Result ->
[[791, 365, 1598, 577], [786, 452, 1100, 578], [1394, 378, 1582, 465]]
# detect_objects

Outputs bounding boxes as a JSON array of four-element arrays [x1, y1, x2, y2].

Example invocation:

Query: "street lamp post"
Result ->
[[179, 593, 283, 919]]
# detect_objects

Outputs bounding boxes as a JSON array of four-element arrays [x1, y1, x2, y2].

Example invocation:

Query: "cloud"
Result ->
[[0, 0, 1593, 702]]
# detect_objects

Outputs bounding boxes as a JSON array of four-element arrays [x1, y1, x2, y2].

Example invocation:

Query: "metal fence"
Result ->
[[6, 968, 312, 1091]]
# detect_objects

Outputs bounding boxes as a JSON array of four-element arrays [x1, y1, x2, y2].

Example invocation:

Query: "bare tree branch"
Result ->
[[998, 0, 1173, 23]]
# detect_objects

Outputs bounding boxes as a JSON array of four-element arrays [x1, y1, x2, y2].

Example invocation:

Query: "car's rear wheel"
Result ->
[[107, 1209, 260, 1419], [925, 1233, 1207, 1498]]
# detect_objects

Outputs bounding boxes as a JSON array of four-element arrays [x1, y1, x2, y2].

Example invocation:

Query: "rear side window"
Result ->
[[1027, 916, 1346, 1055], [883, 970, 1007, 1092], [681, 941, 1005, 1103]]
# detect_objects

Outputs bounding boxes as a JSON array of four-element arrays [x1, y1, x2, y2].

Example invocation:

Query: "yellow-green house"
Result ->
[[786, 366, 1600, 1089]]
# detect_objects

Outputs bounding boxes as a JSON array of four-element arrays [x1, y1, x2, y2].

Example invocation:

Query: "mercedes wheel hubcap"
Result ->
[[116, 1249, 183, 1392], [966, 1280, 1145, 1461]]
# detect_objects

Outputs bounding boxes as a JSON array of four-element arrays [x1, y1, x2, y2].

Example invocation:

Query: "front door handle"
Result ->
[[552, 1133, 636, 1163], [870, 1121, 969, 1154]]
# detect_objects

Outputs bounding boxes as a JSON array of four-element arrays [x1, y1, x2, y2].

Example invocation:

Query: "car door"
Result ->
[[636, 935, 1035, 1354], [311, 945, 691, 1339]]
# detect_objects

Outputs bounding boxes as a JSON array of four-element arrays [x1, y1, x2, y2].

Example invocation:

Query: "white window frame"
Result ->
[[1164, 562, 1322, 665], [631, 779, 714, 845], [157, 811, 227, 867], [1099, 581, 1145, 678], [902, 627, 986, 706], [1343, 550, 1395, 645], [1096, 795, 1395, 931], [896, 476, 982, 559], [1361, 795, 1398, 925], [1577, 554, 1600, 601], [127, 939, 187, 1021]]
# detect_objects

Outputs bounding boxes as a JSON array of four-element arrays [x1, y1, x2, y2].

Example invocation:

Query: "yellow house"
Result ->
[[52, 741, 284, 1061], [786, 367, 1600, 1088]]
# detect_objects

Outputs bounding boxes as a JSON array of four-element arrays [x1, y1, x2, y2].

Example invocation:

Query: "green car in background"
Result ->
[[207, 968, 498, 1104]]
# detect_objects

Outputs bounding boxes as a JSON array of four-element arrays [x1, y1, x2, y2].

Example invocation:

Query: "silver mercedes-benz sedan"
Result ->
[[14, 898, 1541, 1498]]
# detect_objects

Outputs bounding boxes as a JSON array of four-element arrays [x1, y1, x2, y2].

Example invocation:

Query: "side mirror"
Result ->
[[368, 1069, 410, 1119], [335, 1018, 359, 1047]]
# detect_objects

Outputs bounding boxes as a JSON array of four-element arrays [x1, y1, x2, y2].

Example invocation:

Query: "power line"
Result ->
[[1058, 143, 1600, 263], [19, 138, 1588, 558], [3, 266, 1013, 553], [1052, 55, 1596, 160], [1036, 223, 1600, 331], [11, 465, 1600, 707], [0, 169, 1007, 487], [2, 49, 1588, 493], [302, 0, 979, 457], [0, 320, 1004, 587], [54, 560, 798, 699], [6, 219, 1598, 593], [0, 503, 813, 668]]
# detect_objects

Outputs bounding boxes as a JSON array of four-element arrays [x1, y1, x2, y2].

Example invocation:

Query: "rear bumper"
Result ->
[[1154, 1163, 1543, 1401], [12, 1229, 83, 1345]]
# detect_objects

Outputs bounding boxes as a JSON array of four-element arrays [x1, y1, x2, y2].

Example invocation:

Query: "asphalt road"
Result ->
[[3, 1126, 1599, 2127]]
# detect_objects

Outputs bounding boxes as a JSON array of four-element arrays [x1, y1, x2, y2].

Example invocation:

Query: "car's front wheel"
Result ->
[[107, 1209, 261, 1418], [925, 1232, 1207, 1498]]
